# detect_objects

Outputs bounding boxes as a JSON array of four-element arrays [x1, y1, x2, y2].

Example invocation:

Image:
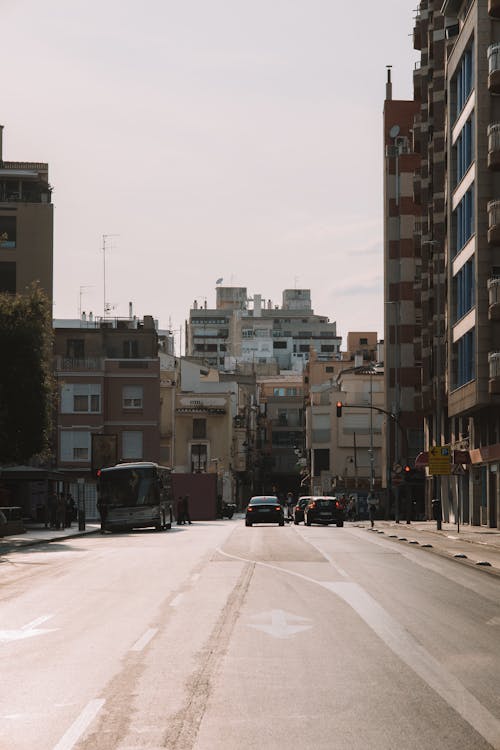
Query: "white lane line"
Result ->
[[297, 533, 349, 578], [170, 593, 184, 607], [22, 614, 53, 630], [216, 546, 500, 750], [52, 699, 104, 750], [130, 628, 158, 652], [323, 581, 500, 750], [190, 573, 200, 583]]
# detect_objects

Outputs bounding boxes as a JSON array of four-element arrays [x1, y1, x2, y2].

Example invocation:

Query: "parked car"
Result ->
[[304, 496, 344, 527], [245, 496, 285, 527], [293, 496, 313, 525]]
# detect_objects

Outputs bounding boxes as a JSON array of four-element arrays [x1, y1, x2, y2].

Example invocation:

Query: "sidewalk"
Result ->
[[0, 522, 100, 552], [363, 519, 500, 575]]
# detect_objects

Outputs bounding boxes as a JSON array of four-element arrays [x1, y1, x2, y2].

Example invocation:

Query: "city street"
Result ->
[[2, 520, 500, 750]]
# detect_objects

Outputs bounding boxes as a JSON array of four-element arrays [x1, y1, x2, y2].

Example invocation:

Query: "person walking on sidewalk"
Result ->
[[182, 495, 192, 524], [368, 493, 377, 528]]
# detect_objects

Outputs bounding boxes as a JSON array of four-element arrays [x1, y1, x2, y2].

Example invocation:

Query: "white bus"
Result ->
[[97, 462, 174, 532]]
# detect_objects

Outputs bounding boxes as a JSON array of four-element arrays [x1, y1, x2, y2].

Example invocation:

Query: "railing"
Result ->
[[488, 200, 500, 229], [54, 356, 104, 371], [488, 276, 500, 306], [488, 351, 500, 378]]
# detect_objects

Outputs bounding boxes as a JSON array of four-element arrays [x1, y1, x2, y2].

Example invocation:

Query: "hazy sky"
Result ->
[[2, 1, 418, 352]]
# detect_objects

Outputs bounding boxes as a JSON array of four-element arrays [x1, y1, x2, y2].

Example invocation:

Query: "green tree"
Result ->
[[0, 285, 55, 464]]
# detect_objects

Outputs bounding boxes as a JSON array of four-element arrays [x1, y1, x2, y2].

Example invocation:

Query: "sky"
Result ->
[[2, 1, 419, 353]]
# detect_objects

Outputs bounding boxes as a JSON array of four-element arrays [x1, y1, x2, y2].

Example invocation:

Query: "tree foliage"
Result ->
[[0, 285, 55, 464]]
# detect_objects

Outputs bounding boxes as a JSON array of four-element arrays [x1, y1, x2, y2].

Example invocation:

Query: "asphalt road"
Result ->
[[1, 520, 500, 750]]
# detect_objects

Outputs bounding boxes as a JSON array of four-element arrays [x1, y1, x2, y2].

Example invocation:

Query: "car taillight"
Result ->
[[275, 506, 281, 511], [247, 507, 253, 511], [309, 502, 316, 509], [335, 501, 340, 508]]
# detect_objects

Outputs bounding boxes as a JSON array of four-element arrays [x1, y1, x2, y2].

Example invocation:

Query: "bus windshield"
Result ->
[[99, 467, 160, 508]]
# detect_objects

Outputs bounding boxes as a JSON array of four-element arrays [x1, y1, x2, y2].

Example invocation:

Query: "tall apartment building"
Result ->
[[438, 0, 500, 527], [383, 71, 424, 517], [53, 315, 160, 517], [0, 126, 53, 297], [411, 3, 450, 518], [186, 286, 341, 372]]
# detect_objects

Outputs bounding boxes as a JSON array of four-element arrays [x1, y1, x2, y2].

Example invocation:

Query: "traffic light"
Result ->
[[336, 401, 342, 417], [403, 465, 425, 485]]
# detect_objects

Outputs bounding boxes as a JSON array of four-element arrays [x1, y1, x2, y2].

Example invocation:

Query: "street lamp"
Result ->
[[422, 239, 444, 521]]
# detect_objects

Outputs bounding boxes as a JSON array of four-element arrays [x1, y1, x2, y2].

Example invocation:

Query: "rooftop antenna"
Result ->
[[79, 285, 93, 318], [103, 234, 119, 318]]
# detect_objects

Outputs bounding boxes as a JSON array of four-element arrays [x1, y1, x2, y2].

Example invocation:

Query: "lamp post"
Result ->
[[423, 239, 443, 523]]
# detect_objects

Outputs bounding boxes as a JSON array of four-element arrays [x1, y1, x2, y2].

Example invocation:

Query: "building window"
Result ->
[[453, 186, 474, 256], [273, 387, 285, 396], [326, 366, 334, 373], [123, 340, 139, 358], [455, 118, 474, 186], [452, 329, 475, 389], [0, 216, 16, 248], [60, 431, 91, 462], [191, 444, 207, 472], [273, 341, 287, 349], [122, 385, 143, 409], [193, 418, 206, 439], [122, 431, 143, 459], [453, 259, 475, 321], [61, 384, 101, 413], [455, 44, 473, 119], [299, 345, 309, 353], [321, 345, 336, 352], [66, 339, 85, 359], [0, 261, 16, 293], [286, 387, 298, 396]]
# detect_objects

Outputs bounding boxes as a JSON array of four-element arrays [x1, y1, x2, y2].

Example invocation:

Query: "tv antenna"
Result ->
[[78, 285, 93, 318], [102, 234, 119, 318]]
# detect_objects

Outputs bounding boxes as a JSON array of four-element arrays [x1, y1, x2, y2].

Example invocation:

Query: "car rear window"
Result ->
[[250, 496, 279, 505]]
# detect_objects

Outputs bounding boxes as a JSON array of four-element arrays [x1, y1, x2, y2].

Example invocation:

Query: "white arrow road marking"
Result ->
[[217, 545, 500, 750], [486, 615, 500, 626], [248, 609, 312, 639], [0, 614, 57, 643]]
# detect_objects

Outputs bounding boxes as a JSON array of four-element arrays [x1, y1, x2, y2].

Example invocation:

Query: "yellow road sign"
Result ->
[[428, 445, 451, 475]]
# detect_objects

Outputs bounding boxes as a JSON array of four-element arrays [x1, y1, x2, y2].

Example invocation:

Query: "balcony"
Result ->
[[54, 356, 104, 371], [489, 0, 500, 19], [489, 351, 500, 394], [488, 44, 500, 95], [488, 200, 500, 244], [413, 17, 422, 51], [488, 124, 500, 169], [413, 174, 422, 205], [488, 276, 500, 320]]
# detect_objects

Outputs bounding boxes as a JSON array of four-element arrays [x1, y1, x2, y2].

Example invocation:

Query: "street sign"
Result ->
[[428, 445, 451, 475]]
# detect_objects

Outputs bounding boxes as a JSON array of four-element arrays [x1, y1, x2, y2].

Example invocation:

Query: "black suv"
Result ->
[[304, 496, 344, 527]]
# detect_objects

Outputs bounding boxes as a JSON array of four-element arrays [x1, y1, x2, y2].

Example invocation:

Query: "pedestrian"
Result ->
[[183, 495, 192, 524], [177, 496, 185, 525], [65, 493, 76, 528], [48, 491, 58, 529], [97, 497, 108, 533], [367, 493, 377, 528], [56, 493, 66, 530], [286, 491, 294, 520]]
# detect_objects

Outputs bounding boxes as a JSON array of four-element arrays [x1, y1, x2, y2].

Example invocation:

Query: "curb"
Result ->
[[365, 527, 500, 578]]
